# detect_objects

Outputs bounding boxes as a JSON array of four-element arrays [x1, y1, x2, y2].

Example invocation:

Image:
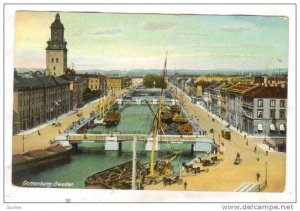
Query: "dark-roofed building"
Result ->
[[13, 76, 70, 133], [59, 75, 83, 109], [242, 86, 287, 139]]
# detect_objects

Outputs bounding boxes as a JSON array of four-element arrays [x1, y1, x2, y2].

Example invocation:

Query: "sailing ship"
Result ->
[[84, 52, 183, 189]]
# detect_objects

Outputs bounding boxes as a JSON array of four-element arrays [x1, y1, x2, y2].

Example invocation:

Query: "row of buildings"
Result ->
[[13, 71, 142, 134], [13, 13, 142, 134], [169, 75, 288, 139]]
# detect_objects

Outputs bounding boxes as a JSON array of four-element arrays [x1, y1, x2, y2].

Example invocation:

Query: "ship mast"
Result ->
[[150, 52, 168, 176]]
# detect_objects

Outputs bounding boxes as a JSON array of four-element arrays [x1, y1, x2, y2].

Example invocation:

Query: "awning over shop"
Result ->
[[257, 124, 263, 131], [280, 124, 286, 131], [269, 124, 276, 131]]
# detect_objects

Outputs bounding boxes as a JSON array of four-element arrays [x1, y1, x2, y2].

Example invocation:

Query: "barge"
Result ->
[[104, 112, 121, 127], [12, 144, 72, 174], [84, 151, 181, 189]]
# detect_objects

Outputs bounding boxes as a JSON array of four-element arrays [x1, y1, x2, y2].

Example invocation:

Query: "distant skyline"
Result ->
[[14, 11, 289, 71]]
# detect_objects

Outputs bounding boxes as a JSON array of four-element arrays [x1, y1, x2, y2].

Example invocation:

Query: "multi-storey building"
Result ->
[[193, 81, 213, 98], [106, 76, 123, 92], [206, 83, 228, 117], [59, 75, 84, 109], [242, 86, 287, 136], [220, 84, 234, 120], [13, 76, 70, 133], [80, 74, 107, 94], [224, 84, 258, 131]]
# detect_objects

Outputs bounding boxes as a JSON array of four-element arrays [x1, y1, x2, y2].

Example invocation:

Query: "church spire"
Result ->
[[55, 13, 60, 20]]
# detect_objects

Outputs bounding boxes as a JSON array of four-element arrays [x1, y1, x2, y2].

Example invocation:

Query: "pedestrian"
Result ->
[[244, 135, 246, 140], [59, 129, 61, 134], [184, 181, 187, 190], [256, 172, 261, 181], [254, 146, 257, 153], [266, 150, 268, 156], [246, 140, 248, 146], [38, 130, 41, 135]]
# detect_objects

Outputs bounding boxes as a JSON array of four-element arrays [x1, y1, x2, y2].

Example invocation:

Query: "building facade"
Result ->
[[131, 76, 143, 87], [224, 84, 258, 131], [59, 75, 84, 109], [242, 86, 287, 136], [106, 76, 123, 92], [45, 13, 68, 76], [13, 76, 70, 134]]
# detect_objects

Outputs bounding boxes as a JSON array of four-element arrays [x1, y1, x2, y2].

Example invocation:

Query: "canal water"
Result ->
[[12, 103, 206, 189]]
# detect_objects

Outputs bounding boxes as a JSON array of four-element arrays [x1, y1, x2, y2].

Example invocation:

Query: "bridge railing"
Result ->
[[67, 133, 209, 142]]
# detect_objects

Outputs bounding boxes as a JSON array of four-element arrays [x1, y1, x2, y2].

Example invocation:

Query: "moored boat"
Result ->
[[104, 112, 121, 127], [178, 123, 193, 134], [12, 144, 72, 174], [172, 113, 187, 124]]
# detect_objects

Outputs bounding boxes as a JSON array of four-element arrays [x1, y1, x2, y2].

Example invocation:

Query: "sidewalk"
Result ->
[[174, 84, 284, 140], [16, 110, 77, 136]]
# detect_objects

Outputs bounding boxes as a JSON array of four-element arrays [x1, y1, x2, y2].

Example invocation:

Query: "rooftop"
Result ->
[[76, 73, 107, 78], [14, 75, 69, 89], [243, 86, 287, 99], [226, 83, 258, 95]]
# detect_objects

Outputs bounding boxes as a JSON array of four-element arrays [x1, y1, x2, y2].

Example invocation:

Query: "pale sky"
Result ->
[[14, 11, 289, 71]]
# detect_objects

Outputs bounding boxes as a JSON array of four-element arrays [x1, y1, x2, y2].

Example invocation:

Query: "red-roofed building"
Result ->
[[242, 86, 287, 142]]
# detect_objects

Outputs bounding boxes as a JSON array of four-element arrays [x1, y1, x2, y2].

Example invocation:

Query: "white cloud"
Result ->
[[142, 22, 175, 31]]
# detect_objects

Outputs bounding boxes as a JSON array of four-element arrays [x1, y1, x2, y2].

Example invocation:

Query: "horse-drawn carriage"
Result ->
[[163, 174, 183, 186], [52, 122, 61, 127]]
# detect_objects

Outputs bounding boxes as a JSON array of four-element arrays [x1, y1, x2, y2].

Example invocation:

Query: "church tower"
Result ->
[[46, 13, 68, 76]]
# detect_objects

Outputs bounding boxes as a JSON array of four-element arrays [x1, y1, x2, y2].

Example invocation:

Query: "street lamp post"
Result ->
[[22, 135, 25, 152], [265, 161, 268, 185]]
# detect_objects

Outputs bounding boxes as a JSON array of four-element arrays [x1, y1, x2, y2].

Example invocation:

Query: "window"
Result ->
[[270, 109, 276, 119], [280, 110, 285, 119], [53, 66, 56, 70], [56, 58, 59, 63], [280, 100, 285, 107], [257, 99, 263, 107], [270, 100, 276, 107], [257, 123, 263, 132], [257, 110, 263, 118], [51, 58, 54, 63]]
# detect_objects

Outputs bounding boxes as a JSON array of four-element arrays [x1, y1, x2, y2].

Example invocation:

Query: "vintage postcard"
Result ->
[[3, 3, 297, 206]]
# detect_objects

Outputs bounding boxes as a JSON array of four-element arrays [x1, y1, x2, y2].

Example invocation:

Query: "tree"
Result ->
[[143, 74, 166, 89]]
